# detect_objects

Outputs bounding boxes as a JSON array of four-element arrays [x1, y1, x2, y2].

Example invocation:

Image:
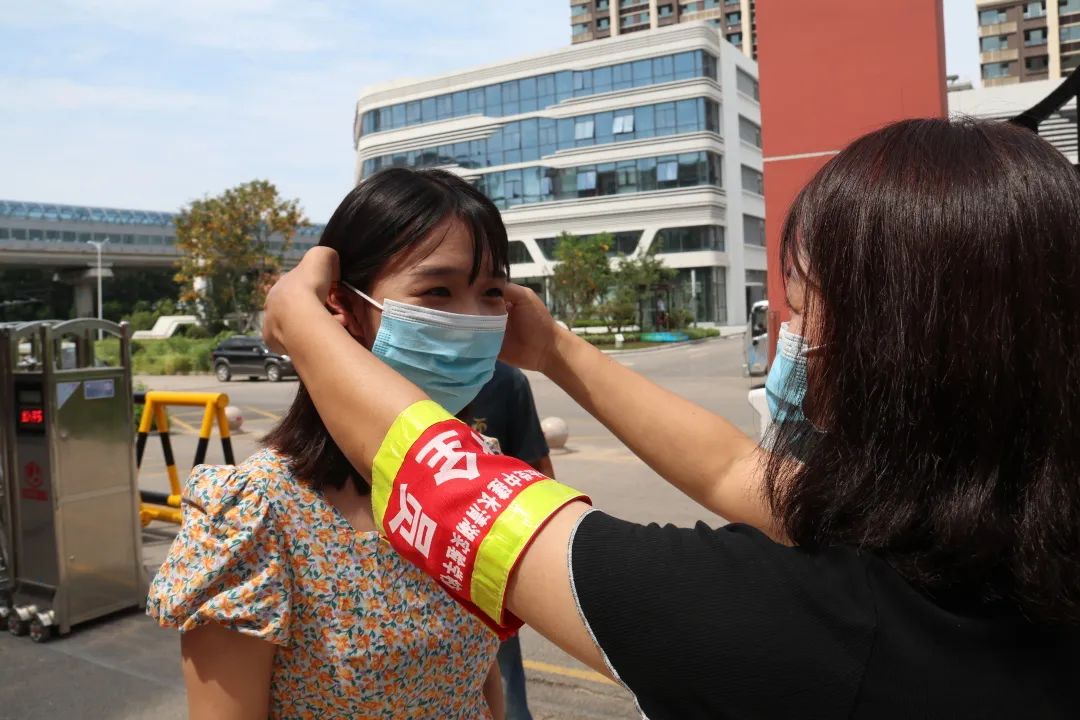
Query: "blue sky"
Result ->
[[1, 1, 980, 222]]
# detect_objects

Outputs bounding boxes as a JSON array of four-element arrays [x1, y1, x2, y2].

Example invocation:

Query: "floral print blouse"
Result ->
[[147, 448, 499, 719]]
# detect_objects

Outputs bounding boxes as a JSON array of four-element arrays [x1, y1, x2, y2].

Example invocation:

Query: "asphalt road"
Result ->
[[0, 336, 760, 720]]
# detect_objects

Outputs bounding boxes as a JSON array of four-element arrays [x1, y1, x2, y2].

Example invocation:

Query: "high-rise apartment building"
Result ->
[[353, 24, 766, 325], [571, 0, 757, 59], [977, 0, 1080, 86]]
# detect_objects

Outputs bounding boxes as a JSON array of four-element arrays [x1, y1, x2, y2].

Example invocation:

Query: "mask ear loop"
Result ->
[[340, 280, 383, 311]]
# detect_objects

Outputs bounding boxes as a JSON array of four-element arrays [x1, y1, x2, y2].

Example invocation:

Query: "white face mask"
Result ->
[[341, 281, 507, 414]]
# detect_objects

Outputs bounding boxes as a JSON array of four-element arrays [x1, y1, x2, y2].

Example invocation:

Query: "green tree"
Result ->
[[174, 180, 306, 330], [550, 232, 612, 326], [608, 245, 676, 330]]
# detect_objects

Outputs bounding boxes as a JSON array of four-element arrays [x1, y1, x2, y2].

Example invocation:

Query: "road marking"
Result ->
[[245, 406, 282, 421], [523, 659, 615, 686], [167, 415, 198, 433]]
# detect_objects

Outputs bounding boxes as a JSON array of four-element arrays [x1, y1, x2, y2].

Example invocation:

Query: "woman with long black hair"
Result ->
[[262, 119, 1080, 718]]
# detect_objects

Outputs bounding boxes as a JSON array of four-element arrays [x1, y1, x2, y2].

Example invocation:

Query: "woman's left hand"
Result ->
[[263, 246, 340, 354]]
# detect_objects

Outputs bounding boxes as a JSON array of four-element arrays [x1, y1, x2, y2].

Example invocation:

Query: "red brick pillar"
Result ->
[[756, 1, 948, 356]]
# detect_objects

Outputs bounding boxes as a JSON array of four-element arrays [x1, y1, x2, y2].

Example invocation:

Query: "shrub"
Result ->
[[161, 354, 193, 375]]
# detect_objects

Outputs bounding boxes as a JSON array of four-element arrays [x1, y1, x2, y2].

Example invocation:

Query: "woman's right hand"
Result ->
[[499, 283, 568, 373]]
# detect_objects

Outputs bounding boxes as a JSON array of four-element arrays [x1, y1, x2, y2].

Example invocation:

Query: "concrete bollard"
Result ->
[[224, 405, 244, 432], [541, 416, 569, 449]]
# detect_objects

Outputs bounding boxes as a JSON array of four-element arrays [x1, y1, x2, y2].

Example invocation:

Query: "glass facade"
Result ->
[[361, 98, 721, 176], [741, 165, 764, 194], [535, 231, 642, 260], [358, 51, 719, 137], [743, 214, 766, 246], [474, 151, 723, 210], [672, 266, 726, 323], [653, 225, 724, 252], [0, 200, 324, 253], [0, 200, 175, 226]]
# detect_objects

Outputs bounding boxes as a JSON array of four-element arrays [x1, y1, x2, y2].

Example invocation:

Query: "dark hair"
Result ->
[[263, 168, 509, 494], [765, 118, 1080, 623]]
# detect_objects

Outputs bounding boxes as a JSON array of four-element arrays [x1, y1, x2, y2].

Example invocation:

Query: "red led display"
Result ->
[[19, 408, 44, 425]]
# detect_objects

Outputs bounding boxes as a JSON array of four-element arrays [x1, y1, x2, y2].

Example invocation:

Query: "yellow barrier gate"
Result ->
[[135, 391, 235, 525]]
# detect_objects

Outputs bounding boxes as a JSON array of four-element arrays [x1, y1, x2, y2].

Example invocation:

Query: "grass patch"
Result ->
[[96, 334, 228, 375]]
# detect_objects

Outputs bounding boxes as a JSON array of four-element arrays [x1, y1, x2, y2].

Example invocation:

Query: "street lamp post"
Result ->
[[87, 238, 109, 339]]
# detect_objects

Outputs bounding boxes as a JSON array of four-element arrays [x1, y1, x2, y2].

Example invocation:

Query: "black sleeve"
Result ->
[[569, 512, 877, 720], [503, 368, 549, 465]]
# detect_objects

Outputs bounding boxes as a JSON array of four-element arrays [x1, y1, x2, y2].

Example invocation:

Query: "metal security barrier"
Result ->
[[0, 319, 147, 642], [136, 391, 235, 525]]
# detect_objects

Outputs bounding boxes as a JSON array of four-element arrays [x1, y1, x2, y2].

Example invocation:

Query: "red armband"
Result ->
[[371, 401, 589, 639]]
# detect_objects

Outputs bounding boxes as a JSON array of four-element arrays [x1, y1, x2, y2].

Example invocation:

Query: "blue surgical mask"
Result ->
[[342, 282, 506, 414], [765, 323, 809, 423]]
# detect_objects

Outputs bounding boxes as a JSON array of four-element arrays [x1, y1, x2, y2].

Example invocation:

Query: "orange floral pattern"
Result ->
[[147, 449, 498, 719]]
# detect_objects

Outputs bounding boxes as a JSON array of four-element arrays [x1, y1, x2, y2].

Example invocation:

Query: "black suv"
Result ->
[[211, 336, 295, 382]]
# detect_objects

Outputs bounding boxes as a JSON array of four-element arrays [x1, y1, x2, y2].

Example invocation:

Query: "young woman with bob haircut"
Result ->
[[149, 168, 511, 719], [262, 118, 1080, 718]]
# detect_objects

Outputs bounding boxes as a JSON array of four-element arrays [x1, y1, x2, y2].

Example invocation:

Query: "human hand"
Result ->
[[499, 284, 565, 373], [263, 246, 340, 354]]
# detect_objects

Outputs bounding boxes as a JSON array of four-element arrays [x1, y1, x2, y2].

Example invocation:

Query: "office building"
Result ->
[[977, 0, 1080, 86], [571, 0, 756, 59], [0, 200, 320, 319], [354, 23, 766, 325]]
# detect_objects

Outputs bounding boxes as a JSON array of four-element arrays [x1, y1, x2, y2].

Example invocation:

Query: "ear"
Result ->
[[327, 283, 366, 343]]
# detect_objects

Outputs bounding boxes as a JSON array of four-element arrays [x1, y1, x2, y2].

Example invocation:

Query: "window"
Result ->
[[676, 98, 700, 133], [621, 11, 649, 27], [572, 3, 589, 16], [613, 112, 635, 134], [573, 22, 590, 35], [1064, 53, 1080, 71], [654, 225, 724, 253], [577, 169, 598, 192], [575, 118, 595, 140], [981, 35, 1009, 52], [739, 116, 762, 147], [1063, 0, 1080, 13], [657, 159, 679, 184], [0, 227, 8, 239], [728, 32, 743, 45], [1062, 24, 1080, 42], [726, 11, 741, 24], [597, 0, 610, 8], [616, 160, 638, 192], [509, 241, 533, 265], [743, 215, 766, 247], [1025, 27, 1047, 45], [979, 8, 1008, 24], [741, 165, 764, 194], [982, 61, 1014, 78], [658, 4, 673, 17], [1025, 55, 1049, 72], [656, 102, 677, 133], [736, 67, 759, 100], [598, 16, 610, 29], [1024, 1, 1046, 18]]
